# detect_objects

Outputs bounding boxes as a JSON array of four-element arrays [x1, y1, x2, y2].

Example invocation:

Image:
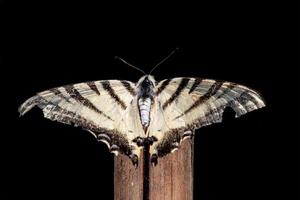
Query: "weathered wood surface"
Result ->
[[114, 150, 144, 200], [114, 139, 194, 200]]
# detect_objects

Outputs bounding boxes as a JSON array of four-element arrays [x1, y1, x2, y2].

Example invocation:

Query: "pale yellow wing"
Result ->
[[19, 80, 143, 165], [149, 77, 265, 158]]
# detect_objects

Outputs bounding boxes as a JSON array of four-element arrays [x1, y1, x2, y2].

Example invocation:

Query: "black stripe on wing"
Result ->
[[156, 79, 171, 95], [64, 85, 113, 120], [101, 81, 127, 110], [87, 82, 100, 95], [121, 80, 136, 96], [237, 91, 261, 108], [50, 88, 71, 103], [182, 81, 224, 116], [162, 78, 190, 110], [189, 78, 203, 94]]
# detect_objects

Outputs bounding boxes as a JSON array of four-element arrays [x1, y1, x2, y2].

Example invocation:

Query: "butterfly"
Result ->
[[19, 51, 265, 166]]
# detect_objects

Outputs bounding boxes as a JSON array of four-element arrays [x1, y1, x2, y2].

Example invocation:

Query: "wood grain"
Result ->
[[114, 150, 144, 200], [114, 139, 194, 200]]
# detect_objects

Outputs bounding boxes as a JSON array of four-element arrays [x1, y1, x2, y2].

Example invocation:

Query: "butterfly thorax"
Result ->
[[137, 76, 155, 133]]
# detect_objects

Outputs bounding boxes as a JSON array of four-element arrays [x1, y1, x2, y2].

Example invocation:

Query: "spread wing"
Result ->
[[149, 77, 265, 158], [19, 80, 143, 165]]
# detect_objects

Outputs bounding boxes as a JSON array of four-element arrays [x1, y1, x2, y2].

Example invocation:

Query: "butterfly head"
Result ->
[[137, 75, 156, 88], [136, 75, 156, 100]]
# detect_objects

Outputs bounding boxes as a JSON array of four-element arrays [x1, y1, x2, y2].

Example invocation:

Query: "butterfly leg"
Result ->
[[129, 147, 142, 167], [149, 145, 159, 166], [150, 153, 158, 166], [129, 153, 139, 167]]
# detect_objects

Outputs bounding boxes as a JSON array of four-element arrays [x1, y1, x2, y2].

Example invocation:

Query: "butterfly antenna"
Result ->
[[115, 56, 146, 75], [149, 47, 179, 74]]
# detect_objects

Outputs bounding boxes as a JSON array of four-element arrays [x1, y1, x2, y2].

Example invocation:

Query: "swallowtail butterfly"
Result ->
[[19, 52, 265, 166]]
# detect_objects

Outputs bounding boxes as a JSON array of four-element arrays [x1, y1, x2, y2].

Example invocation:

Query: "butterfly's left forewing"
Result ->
[[19, 80, 144, 164], [149, 77, 265, 157]]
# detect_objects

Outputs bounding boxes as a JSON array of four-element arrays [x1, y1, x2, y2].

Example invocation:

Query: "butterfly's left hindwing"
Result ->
[[19, 80, 143, 165], [149, 77, 265, 157]]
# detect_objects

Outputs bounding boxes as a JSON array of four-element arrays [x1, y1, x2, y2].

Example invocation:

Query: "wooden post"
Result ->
[[114, 139, 194, 200]]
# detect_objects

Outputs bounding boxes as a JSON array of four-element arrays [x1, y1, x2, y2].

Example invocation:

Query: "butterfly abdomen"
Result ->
[[138, 98, 152, 128], [137, 76, 156, 131]]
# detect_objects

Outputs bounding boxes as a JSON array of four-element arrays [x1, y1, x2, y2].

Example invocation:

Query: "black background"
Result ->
[[1, 1, 290, 200]]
